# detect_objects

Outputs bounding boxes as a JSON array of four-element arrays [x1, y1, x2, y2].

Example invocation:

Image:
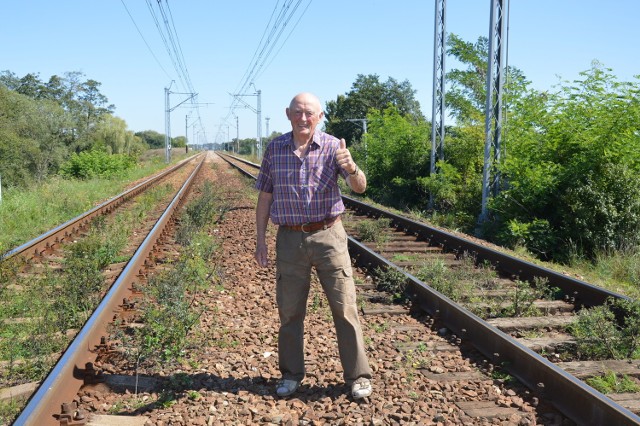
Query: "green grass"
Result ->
[[569, 248, 640, 299], [0, 174, 186, 386], [587, 371, 640, 394], [0, 150, 193, 254], [356, 217, 391, 244], [0, 398, 24, 425]]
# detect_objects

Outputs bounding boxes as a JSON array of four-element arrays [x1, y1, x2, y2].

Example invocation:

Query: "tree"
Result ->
[[78, 79, 115, 126], [92, 115, 145, 156], [445, 35, 489, 125], [0, 85, 71, 184], [325, 74, 425, 145], [0, 70, 146, 189], [1, 70, 116, 153], [172, 135, 186, 148], [135, 130, 165, 149], [363, 106, 430, 209], [491, 62, 640, 259]]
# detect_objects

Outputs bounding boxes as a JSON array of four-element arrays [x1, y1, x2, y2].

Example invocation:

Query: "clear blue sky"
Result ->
[[2, 1, 638, 145]]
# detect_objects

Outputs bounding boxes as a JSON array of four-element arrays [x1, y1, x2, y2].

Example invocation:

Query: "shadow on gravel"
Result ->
[[91, 370, 364, 412]]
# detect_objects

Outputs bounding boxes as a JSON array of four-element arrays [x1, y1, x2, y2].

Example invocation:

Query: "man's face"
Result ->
[[286, 96, 324, 141]]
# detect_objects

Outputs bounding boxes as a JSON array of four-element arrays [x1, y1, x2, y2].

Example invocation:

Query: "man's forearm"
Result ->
[[256, 191, 273, 243], [347, 166, 367, 193]]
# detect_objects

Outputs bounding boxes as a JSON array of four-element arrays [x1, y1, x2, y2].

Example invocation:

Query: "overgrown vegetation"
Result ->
[[114, 183, 223, 373], [0, 149, 190, 254], [374, 266, 409, 303], [370, 249, 559, 319], [356, 217, 391, 246], [322, 35, 640, 286], [413, 254, 558, 318], [0, 184, 173, 387], [586, 371, 640, 394], [0, 70, 191, 186], [60, 150, 137, 179], [569, 297, 640, 360]]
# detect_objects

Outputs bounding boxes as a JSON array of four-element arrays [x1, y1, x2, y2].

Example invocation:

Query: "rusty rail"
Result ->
[[13, 157, 205, 426]]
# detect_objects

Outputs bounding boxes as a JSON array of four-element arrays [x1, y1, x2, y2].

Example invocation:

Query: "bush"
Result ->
[[59, 150, 136, 179], [570, 298, 640, 360], [496, 218, 556, 259], [559, 164, 640, 258]]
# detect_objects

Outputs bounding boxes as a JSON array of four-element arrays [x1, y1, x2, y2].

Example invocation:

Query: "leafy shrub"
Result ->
[[374, 266, 408, 302], [559, 164, 640, 258], [60, 150, 136, 179], [356, 217, 391, 244], [496, 218, 556, 260], [570, 297, 640, 360]]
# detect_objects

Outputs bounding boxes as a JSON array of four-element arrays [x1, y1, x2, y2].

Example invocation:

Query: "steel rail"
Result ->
[[349, 239, 640, 426], [2, 154, 200, 262], [215, 152, 258, 180], [13, 156, 205, 426], [217, 151, 640, 425], [343, 195, 629, 308]]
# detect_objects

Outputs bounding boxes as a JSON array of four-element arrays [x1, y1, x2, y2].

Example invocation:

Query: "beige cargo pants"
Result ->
[[275, 221, 372, 384]]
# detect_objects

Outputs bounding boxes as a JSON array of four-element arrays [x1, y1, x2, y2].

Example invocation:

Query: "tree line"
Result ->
[[0, 70, 184, 185], [324, 34, 640, 262]]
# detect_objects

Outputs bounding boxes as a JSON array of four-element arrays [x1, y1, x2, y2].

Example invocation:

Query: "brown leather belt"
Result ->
[[282, 216, 341, 233]]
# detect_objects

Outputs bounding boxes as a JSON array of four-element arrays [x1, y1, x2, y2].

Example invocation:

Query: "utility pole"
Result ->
[[231, 86, 262, 158], [256, 87, 262, 158], [478, 0, 508, 227], [235, 115, 240, 154], [430, 0, 447, 209], [265, 116, 270, 139], [185, 114, 190, 152], [164, 82, 196, 163]]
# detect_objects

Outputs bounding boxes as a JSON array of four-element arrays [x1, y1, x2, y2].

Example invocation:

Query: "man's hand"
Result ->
[[255, 243, 269, 268], [335, 138, 357, 174]]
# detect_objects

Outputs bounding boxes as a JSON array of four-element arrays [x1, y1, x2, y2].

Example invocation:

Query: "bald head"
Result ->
[[289, 92, 322, 111]]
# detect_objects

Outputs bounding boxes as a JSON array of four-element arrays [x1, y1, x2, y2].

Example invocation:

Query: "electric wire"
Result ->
[[120, 1, 208, 143], [220, 0, 312, 143], [253, 0, 313, 82], [120, 0, 173, 81], [145, 0, 187, 90]]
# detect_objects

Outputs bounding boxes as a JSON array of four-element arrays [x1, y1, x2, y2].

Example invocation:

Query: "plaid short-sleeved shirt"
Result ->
[[255, 130, 349, 226]]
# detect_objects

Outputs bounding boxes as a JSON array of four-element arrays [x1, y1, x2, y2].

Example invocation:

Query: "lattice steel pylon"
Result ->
[[478, 0, 508, 226], [429, 0, 446, 209]]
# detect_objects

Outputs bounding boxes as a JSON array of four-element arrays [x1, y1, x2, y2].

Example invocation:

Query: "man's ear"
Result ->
[[319, 111, 325, 120], [285, 108, 291, 119]]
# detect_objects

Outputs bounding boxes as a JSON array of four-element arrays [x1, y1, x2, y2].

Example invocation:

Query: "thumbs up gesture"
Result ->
[[336, 138, 357, 175]]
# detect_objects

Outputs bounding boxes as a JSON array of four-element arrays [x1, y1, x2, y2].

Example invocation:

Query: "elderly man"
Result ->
[[254, 92, 372, 399]]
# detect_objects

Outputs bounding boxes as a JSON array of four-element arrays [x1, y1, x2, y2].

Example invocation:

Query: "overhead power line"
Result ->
[[122, 1, 207, 139], [120, 0, 172, 80], [222, 0, 313, 139]]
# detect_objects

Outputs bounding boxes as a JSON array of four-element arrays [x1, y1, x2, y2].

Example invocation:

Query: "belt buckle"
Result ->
[[301, 222, 312, 233]]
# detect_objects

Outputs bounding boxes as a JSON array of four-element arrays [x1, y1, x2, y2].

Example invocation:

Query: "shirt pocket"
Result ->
[[313, 164, 337, 193]]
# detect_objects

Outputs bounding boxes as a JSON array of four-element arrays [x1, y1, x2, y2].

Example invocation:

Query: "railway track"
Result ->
[[2, 151, 639, 425], [1, 154, 204, 425], [217, 151, 640, 425]]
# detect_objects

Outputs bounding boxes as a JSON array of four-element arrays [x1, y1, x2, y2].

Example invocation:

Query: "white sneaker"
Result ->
[[276, 379, 300, 397], [351, 377, 372, 399]]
